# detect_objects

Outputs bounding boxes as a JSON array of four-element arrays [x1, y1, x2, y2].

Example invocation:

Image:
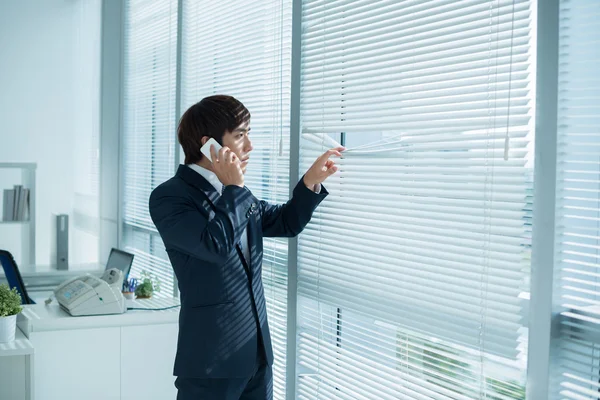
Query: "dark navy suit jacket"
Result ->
[[149, 165, 327, 378]]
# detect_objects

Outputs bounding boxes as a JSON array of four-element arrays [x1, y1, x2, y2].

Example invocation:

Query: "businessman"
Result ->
[[149, 95, 343, 399]]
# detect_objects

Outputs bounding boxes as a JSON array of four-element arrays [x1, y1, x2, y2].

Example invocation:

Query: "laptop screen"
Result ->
[[105, 248, 134, 280]]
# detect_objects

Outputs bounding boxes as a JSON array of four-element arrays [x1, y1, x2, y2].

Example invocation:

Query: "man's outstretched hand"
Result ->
[[303, 147, 345, 191]]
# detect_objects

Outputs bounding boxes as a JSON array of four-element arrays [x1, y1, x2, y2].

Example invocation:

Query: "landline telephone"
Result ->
[[53, 268, 127, 316]]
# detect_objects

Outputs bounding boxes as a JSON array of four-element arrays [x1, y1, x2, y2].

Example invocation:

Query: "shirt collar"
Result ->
[[187, 164, 223, 194]]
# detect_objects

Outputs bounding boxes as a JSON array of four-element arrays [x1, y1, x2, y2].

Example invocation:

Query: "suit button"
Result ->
[[248, 203, 257, 216]]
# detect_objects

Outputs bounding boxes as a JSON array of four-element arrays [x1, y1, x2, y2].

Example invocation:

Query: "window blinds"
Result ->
[[297, 0, 534, 398], [554, 1, 600, 398], [122, 0, 178, 296], [181, 1, 292, 398]]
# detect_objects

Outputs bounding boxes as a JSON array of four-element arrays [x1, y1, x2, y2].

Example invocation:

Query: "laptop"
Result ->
[[105, 248, 134, 281]]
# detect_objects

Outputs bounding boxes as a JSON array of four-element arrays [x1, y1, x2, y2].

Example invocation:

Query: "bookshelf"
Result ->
[[0, 163, 36, 265]]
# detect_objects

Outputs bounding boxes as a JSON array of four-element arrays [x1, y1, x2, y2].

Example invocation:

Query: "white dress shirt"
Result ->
[[187, 164, 250, 263]]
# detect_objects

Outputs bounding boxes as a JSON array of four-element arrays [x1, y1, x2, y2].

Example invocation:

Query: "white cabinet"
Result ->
[[11, 298, 180, 399], [32, 327, 121, 400], [28, 324, 179, 400]]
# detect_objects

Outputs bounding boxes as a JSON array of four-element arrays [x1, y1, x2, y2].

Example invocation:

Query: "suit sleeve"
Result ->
[[149, 185, 255, 263], [261, 176, 328, 238]]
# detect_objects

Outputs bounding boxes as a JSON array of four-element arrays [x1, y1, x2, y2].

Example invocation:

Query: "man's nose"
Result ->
[[245, 138, 254, 153]]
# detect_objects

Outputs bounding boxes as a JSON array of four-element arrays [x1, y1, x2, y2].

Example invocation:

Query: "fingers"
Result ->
[[304, 157, 339, 188], [210, 145, 218, 162], [320, 160, 338, 173], [326, 148, 344, 158], [218, 146, 230, 163], [227, 151, 236, 164], [318, 148, 344, 164], [326, 160, 338, 174]]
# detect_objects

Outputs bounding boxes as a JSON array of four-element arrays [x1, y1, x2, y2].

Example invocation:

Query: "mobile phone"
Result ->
[[200, 138, 222, 162]]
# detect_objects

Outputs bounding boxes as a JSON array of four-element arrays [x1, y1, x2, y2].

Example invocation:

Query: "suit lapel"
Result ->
[[177, 165, 253, 275], [246, 214, 256, 272], [236, 213, 257, 283]]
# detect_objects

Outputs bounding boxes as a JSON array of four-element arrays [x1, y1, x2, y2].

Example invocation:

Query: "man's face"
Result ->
[[221, 121, 253, 174]]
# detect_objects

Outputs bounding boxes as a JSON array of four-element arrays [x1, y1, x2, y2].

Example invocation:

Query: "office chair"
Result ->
[[0, 249, 35, 304]]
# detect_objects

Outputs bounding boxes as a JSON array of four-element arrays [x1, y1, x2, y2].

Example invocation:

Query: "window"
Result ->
[[553, 0, 600, 397], [297, 1, 535, 398], [117, 1, 600, 398], [121, 0, 178, 296], [180, 1, 292, 397]]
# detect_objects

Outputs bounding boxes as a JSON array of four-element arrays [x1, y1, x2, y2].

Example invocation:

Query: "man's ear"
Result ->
[[200, 136, 211, 146]]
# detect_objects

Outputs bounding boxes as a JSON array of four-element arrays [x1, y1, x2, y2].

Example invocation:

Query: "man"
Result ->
[[149, 95, 343, 399]]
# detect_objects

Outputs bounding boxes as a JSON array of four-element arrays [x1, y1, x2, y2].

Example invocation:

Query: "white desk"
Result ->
[[18, 297, 180, 334], [1, 297, 180, 400]]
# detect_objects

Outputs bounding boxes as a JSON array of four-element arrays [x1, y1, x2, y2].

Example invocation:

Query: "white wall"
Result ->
[[0, 0, 102, 268]]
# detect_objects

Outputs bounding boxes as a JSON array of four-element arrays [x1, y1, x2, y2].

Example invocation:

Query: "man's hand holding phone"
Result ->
[[209, 144, 244, 188]]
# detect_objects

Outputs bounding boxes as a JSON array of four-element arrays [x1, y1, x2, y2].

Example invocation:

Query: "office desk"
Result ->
[[1, 297, 180, 400]]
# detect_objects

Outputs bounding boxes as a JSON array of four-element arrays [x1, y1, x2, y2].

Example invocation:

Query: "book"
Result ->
[[1, 187, 29, 221], [13, 185, 22, 220], [2, 189, 13, 221], [18, 188, 29, 221]]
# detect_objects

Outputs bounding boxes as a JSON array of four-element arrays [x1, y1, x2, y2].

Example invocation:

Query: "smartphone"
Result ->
[[200, 138, 222, 162]]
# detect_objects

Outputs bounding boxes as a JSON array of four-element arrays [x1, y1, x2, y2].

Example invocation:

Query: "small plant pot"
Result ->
[[122, 292, 135, 300], [0, 314, 17, 343], [136, 295, 152, 299]]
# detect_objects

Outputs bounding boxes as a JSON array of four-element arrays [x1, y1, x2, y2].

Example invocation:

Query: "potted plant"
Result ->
[[134, 271, 160, 299], [0, 284, 23, 343]]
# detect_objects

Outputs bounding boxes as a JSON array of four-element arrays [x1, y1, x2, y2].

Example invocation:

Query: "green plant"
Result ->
[[134, 271, 160, 298], [0, 284, 23, 317]]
